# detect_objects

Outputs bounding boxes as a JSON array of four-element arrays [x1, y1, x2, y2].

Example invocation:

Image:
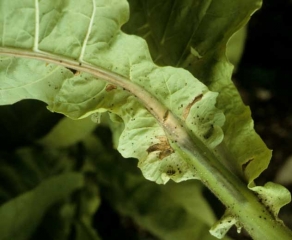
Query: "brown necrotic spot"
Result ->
[[146, 136, 174, 160], [183, 93, 203, 119], [106, 84, 117, 92]]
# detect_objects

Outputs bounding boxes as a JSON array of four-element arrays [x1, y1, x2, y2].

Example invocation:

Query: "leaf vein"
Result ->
[[79, 0, 96, 62]]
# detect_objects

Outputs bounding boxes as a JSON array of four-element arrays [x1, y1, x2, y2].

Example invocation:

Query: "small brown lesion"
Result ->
[[106, 84, 117, 92], [183, 94, 203, 120], [146, 136, 174, 160]]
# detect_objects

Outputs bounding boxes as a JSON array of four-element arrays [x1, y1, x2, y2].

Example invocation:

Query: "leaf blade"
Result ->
[[0, 172, 84, 240], [0, 0, 224, 184]]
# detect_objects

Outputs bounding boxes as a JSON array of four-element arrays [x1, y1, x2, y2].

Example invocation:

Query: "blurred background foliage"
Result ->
[[1, 0, 292, 239]]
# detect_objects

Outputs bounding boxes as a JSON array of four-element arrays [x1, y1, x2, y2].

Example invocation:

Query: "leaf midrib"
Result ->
[[0, 47, 186, 141]]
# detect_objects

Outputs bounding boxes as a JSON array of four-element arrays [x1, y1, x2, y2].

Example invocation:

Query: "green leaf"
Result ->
[[122, 0, 258, 68], [0, 172, 84, 240], [252, 182, 292, 219], [1, 1, 292, 239], [0, 144, 101, 240], [122, 0, 282, 203], [74, 174, 101, 240], [83, 134, 231, 240], [0, 147, 75, 202], [226, 26, 247, 72], [122, 0, 292, 237], [38, 116, 97, 148], [210, 211, 241, 239], [0, 0, 224, 184]]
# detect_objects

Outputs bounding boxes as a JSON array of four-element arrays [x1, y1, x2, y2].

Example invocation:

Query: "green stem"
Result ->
[[1, 47, 292, 239], [176, 134, 292, 240]]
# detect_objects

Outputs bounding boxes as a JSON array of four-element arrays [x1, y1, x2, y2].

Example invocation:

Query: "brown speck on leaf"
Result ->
[[146, 136, 174, 160], [183, 94, 203, 119], [106, 84, 117, 92]]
